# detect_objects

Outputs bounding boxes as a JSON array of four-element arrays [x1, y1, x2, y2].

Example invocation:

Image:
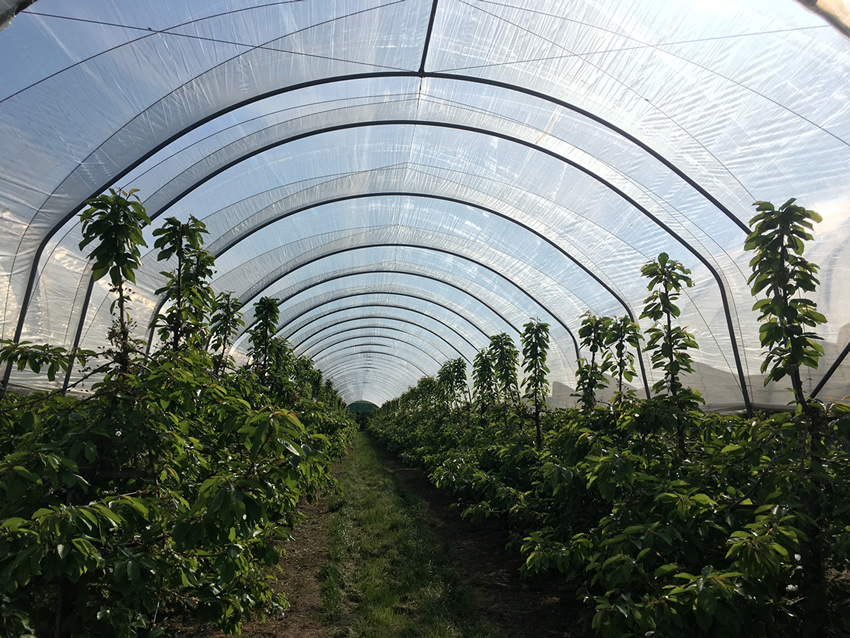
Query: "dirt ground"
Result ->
[[187, 496, 333, 638], [377, 447, 589, 638], [190, 439, 589, 637]]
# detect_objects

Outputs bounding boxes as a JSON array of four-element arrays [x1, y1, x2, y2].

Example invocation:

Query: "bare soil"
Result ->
[[184, 496, 333, 638]]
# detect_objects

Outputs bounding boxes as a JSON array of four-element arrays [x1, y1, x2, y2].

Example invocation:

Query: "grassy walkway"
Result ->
[[319, 432, 499, 638]]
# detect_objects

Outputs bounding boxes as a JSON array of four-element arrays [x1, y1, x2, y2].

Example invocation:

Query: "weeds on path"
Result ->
[[319, 433, 498, 638]]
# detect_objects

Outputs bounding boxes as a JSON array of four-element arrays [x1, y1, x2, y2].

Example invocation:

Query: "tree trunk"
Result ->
[[172, 246, 183, 351], [117, 283, 130, 374], [802, 416, 826, 637], [54, 577, 74, 638], [534, 402, 542, 451]]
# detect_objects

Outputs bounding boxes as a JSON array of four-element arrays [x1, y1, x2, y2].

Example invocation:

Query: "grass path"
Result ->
[[195, 432, 583, 637], [319, 432, 499, 637]]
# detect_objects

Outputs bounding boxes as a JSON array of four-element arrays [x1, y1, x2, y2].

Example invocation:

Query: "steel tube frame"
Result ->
[[294, 322, 471, 365], [8, 72, 769, 407]]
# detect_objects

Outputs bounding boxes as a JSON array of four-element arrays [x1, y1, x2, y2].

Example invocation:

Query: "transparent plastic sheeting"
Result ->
[[1, 0, 849, 408]]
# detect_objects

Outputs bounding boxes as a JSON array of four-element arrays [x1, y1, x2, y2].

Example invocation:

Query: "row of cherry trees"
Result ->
[[368, 200, 850, 637], [0, 190, 357, 637]]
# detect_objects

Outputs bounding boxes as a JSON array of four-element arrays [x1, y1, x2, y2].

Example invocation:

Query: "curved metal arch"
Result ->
[[11, 69, 749, 388], [150, 263, 515, 354], [213, 268, 521, 355], [312, 335, 445, 369], [47, 123, 725, 400], [129, 118, 746, 409], [200, 190, 650, 392], [117, 119, 743, 403], [295, 319, 471, 361], [331, 373, 416, 401], [213, 192, 632, 309], [215, 247, 581, 361], [320, 356, 427, 385], [325, 359, 420, 380], [325, 367, 417, 403], [136, 118, 724, 276], [89, 76, 746, 237], [314, 349, 431, 379], [87, 194, 589, 390], [15, 107, 749, 409], [322, 365, 427, 403], [311, 337, 444, 370], [337, 385, 411, 405], [327, 373, 419, 405], [811, 341, 850, 399], [283, 310, 480, 355], [302, 332, 456, 367], [279, 298, 491, 346], [294, 322, 472, 365]]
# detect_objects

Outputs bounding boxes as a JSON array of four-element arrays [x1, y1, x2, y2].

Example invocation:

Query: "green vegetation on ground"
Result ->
[[319, 432, 498, 638]]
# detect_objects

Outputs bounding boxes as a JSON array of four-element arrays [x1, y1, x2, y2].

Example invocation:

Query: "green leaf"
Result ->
[[729, 530, 753, 539], [654, 563, 679, 577], [770, 543, 789, 558], [696, 588, 717, 631], [13, 466, 42, 484], [128, 560, 140, 583], [1, 517, 27, 530], [121, 497, 149, 520], [83, 442, 98, 463], [72, 537, 97, 557], [91, 503, 123, 528]]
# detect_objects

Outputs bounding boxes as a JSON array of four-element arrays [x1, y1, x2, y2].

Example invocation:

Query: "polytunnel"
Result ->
[[1, 0, 849, 408]]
